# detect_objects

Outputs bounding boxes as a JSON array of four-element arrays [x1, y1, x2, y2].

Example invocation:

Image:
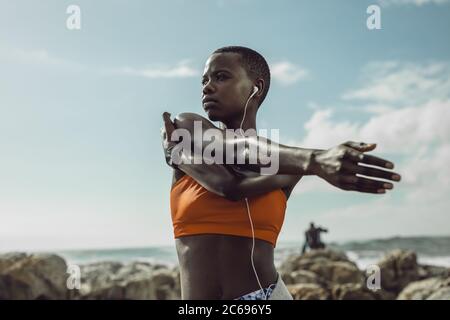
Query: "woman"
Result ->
[[161, 46, 401, 300]]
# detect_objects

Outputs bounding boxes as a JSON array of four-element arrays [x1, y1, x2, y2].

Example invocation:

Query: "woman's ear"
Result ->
[[254, 79, 264, 97]]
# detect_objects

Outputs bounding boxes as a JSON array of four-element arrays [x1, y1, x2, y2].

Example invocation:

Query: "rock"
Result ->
[[330, 283, 396, 300], [370, 289, 397, 300], [171, 266, 181, 298], [280, 249, 363, 286], [308, 261, 364, 285], [279, 249, 350, 274], [278, 255, 301, 275], [0, 252, 69, 299], [279, 271, 295, 285], [0, 253, 181, 300], [152, 269, 175, 288], [1, 248, 446, 300], [290, 270, 322, 285], [377, 249, 420, 294], [77, 261, 180, 300], [152, 269, 179, 300], [288, 283, 330, 300], [418, 265, 450, 279], [397, 276, 450, 300], [118, 279, 156, 300], [331, 283, 375, 300], [426, 286, 450, 300], [300, 249, 350, 262]]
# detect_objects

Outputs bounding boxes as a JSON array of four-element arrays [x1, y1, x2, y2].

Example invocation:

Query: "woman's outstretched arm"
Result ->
[[162, 112, 401, 194], [162, 115, 302, 200], [171, 112, 315, 176], [161, 112, 304, 200]]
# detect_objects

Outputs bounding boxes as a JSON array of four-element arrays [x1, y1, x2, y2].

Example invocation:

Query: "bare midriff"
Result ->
[[175, 233, 278, 300]]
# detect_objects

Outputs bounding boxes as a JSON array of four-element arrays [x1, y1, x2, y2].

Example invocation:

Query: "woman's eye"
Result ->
[[202, 74, 227, 85]]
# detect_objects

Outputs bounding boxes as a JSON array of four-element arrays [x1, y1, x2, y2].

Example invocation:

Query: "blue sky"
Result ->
[[1, 0, 449, 251]]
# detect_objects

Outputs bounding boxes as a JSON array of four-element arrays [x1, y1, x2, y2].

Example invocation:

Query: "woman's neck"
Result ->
[[222, 112, 257, 134]]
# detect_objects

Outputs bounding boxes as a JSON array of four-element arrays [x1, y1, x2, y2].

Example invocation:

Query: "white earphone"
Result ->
[[238, 85, 269, 300], [239, 86, 258, 135]]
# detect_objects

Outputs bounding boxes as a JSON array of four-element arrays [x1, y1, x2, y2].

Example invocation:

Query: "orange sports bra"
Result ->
[[170, 174, 287, 248]]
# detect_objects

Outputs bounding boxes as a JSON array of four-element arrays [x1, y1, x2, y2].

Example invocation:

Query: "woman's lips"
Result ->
[[203, 101, 218, 109]]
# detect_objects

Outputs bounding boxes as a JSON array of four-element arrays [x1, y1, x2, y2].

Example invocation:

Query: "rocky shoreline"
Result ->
[[1, 249, 449, 300]]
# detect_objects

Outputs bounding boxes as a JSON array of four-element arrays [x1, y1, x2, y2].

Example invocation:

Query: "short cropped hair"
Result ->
[[213, 46, 271, 106]]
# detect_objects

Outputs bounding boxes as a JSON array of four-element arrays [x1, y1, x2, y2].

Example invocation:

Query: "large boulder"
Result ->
[[290, 270, 323, 285], [308, 261, 364, 285], [417, 265, 450, 280], [331, 283, 375, 300], [0, 252, 181, 300], [279, 249, 367, 300], [288, 283, 330, 300], [280, 249, 351, 274], [0, 252, 69, 299], [279, 271, 295, 285], [427, 287, 450, 299], [397, 276, 450, 300], [377, 249, 420, 294], [280, 249, 364, 287], [76, 261, 180, 300]]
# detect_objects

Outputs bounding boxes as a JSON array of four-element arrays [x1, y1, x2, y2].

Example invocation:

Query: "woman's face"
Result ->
[[201, 52, 255, 123]]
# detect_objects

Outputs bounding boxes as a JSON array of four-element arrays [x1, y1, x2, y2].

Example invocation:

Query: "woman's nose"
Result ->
[[202, 81, 215, 95]]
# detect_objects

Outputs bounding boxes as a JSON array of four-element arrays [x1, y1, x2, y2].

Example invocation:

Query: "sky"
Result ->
[[1, 0, 449, 251]]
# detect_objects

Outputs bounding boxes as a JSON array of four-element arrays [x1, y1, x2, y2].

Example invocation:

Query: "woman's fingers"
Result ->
[[362, 154, 396, 170], [343, 141, 396, 169], [341, 182, 386, 194], [348, 176, 394, 189], [342, 162, 401, 182], [343, 147, 396, 170], [340, 172, 392, 193]]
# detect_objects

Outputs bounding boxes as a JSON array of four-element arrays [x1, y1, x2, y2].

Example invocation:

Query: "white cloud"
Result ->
[[400, 143, 450, 202], [358, 104, 395, 115], [296, 99, 450, 154], [285, 60, 450, 239], [378, 0, 450, 6], [342, 62, 450, 104], [270, 61, 308, 86], [112, 60, 199, 78], [0, 46, 84, 71], [0, 46, 199, 79], [288, 61, 450, 210]]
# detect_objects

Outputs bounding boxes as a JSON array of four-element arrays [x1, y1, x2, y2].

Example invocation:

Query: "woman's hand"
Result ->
[[308, 141, 401, 194]]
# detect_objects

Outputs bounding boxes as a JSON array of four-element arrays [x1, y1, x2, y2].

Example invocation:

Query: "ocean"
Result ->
[[54, 236, 450, 270]]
